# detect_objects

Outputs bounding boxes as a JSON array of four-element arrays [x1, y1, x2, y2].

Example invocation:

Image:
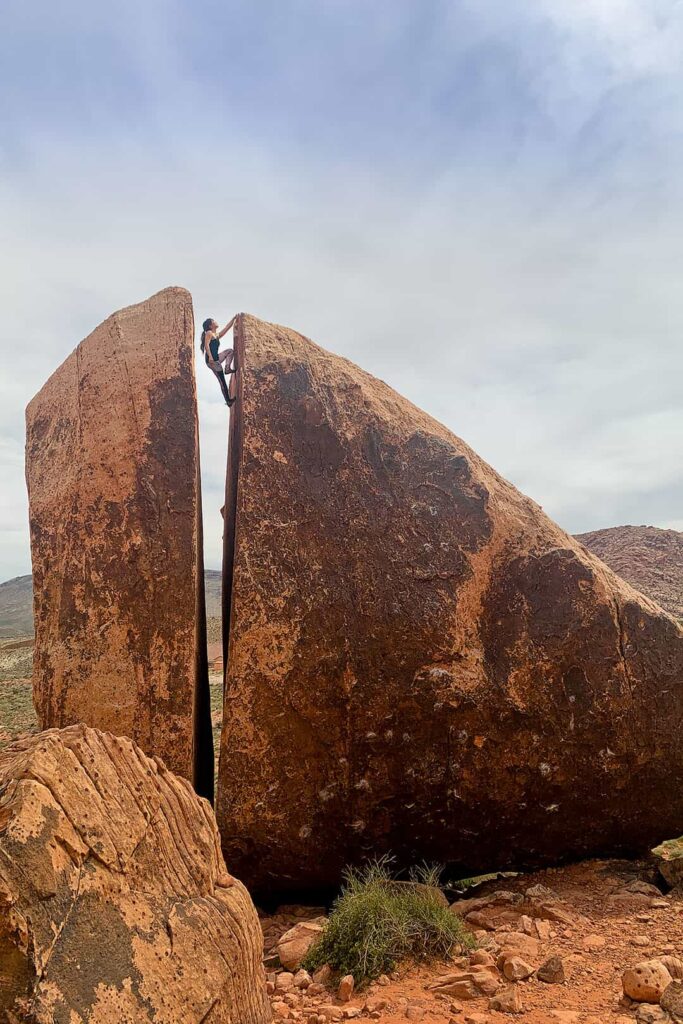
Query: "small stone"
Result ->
[[583, 934, 606, 951], [278, 921, 326, 971], [469, 950, 495, 968], [338, 975, 354, 1003], [537, 956, 566, 984], [405, 1007, 424, 1021], [313, 965, 333, 986], [652, 837, 683, 888], [489, 985, 523, 1014], [343, 1011, 362, 1020], [318, 1007, 343, 1022], [502, 956, 534, 981], [463, 1015, 489, 1024], [633, 935, 651, 947], [549, 1013, 580, 1023], [378, 975, 390, 986], [659, 955, 683, 979], [635, 1006, 669, 1024], [449, 980, 478, 1000], [294, 969, 312, 988], [276, 973, 296, 992], [364, 1001, 388, 1014], [623, 959, 673, 1003]]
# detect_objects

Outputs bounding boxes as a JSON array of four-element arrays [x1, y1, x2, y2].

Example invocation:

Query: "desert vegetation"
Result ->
[[303, 859, 473, 985]]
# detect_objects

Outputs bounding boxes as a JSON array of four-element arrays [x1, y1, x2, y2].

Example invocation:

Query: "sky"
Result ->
[[1, 0, 682, 580]]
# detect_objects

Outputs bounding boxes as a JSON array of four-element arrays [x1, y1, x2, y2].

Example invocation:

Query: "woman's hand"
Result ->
[[219, 314, 238, 338]]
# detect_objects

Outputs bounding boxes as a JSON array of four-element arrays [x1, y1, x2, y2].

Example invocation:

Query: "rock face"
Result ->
[[652, 836, 683, 887], [0, 725, 269, 1024], [217, 314, 683, 892], [576, 525, 683, 622], [25, 288, 212, 796]]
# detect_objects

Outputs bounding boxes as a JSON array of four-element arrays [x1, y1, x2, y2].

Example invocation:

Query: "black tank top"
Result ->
[[204, 334, 219, 362]]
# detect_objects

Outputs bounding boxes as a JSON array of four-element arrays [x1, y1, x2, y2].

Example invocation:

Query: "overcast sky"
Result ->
[[1, 0, 682, 581]]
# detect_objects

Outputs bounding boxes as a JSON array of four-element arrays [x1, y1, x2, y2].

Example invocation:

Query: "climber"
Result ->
[[200, 315, 238, 406]]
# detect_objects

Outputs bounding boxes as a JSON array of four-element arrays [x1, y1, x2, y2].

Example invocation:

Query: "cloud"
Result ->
[[0, 0, 681, 579]]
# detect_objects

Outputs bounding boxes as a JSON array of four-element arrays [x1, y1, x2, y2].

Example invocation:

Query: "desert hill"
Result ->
[[576, 525, 683, 622], [0, 575, 34, 637], [0, 569, 223, 638]]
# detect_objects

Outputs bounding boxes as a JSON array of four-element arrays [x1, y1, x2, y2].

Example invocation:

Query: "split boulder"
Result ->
[[217, 313, 683, 890], [25, 287, 212, 796]]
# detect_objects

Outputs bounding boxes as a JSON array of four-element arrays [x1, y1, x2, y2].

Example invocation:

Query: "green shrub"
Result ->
[[302, 858, 473, 985]]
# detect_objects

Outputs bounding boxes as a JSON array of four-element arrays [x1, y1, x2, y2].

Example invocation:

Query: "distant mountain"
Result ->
[[0, 576, 34, 638], [204, 569, 222, 618], [576, 525, 683, 621], [0, 571, 223, 638]]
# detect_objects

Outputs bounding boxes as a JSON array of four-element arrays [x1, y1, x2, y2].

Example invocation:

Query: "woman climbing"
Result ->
[[200, 315, 238, 406]]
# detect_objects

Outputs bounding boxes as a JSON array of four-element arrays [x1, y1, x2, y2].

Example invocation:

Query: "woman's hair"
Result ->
[[200, 317, 214, 352]]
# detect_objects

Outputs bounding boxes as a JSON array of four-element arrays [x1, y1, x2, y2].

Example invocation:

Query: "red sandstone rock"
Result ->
[[216, 314, 683, 891], [0, 725, 269, 1024], [25, 288, 212, 795]]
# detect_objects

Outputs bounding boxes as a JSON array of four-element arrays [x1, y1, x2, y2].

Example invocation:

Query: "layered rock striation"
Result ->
[[25, 288, 212, 795], [0, 725, 269, 1024], [217, 314, 683, 891]]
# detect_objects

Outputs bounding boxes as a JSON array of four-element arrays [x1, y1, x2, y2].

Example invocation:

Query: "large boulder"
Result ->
[[25, 288, 212, 797], [0, 725, 269, 1024], [216, 313, 683, 891]]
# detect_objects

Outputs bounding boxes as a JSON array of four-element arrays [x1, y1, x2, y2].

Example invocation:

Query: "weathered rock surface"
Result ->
[[276, 918, 326, 970], [653, 837, 683, 888], [623, 959, 673, 1003], [25, 288, 212, 795], [217, 313, 683, 891], [576, 525, 683, 622], [661, 979, 683, 1021], [0, 725, 269, 1024]]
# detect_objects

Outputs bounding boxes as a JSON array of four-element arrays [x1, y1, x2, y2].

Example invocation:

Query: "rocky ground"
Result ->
[[260, 860, 683, 1024], [0, 635, 33, 681], [0, 674, 36, 746]]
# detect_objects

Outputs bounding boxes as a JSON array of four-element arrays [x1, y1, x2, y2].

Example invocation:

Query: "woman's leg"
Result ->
[[218, 348, 235, 374], [213, 367, 234, 406]]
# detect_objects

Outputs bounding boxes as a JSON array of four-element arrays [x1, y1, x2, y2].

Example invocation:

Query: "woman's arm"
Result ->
[[218, 314, 237, 339]]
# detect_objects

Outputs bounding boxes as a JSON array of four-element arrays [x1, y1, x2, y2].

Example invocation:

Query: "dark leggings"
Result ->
[[213, 367, 232, 404]]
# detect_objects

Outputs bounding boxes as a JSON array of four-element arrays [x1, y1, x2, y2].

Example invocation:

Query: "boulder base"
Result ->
[[0, 725, 269, 1024], [217, 314, 683, 891]]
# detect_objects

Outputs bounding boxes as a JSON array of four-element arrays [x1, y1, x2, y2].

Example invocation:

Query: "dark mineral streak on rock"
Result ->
[[25, 288, 213, 793], [216, 314, 683, 893]]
